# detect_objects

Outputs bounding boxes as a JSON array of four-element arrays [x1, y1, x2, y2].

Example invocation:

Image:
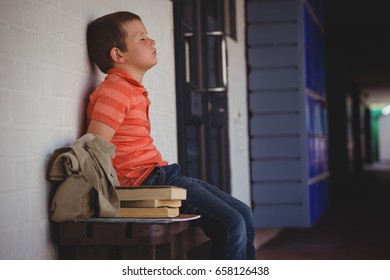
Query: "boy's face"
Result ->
[[120, 20, 157, 73]]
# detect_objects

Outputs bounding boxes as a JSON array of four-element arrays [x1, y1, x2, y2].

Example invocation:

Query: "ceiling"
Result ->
[[324, 0, 390, 108]]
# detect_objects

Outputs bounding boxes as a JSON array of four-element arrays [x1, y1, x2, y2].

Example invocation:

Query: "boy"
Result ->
[[86, 11, 255, 259]]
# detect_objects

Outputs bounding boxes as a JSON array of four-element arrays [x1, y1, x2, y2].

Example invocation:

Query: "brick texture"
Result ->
[[0, 0, 176, 259]]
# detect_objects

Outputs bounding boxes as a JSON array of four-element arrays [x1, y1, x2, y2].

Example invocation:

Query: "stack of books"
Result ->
[[115, 185, 187, 218]]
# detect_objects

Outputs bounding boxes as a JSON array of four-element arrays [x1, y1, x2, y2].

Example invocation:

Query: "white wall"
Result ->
[[227, 0, 251, 205], [0, 0, 176, 259], [379, 114, 390, 161]]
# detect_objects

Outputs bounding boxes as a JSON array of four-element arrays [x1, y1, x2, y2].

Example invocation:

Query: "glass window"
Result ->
[[205, 35, 225, 89], [224, 0, 237, 39], [203, 0, 224, 32], [209, 127, 221, 187], [181, 0, 194, 32], [185, 125, 200, 178]]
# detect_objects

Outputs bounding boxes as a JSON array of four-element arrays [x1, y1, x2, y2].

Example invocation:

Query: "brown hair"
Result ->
[[87, 11, 141, 73]]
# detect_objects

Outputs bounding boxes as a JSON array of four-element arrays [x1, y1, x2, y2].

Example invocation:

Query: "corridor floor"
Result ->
[[256, 163, 390, 260]]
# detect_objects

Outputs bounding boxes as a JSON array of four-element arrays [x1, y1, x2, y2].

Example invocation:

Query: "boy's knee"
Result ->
[[237, 203, 254, 223], [230, 214, 246, 233]]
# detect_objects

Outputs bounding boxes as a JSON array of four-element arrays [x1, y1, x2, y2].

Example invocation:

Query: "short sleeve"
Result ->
[[90, 86, 131, 131]]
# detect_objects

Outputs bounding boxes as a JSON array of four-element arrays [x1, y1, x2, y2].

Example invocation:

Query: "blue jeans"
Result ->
[[141, 164, 256, 260]]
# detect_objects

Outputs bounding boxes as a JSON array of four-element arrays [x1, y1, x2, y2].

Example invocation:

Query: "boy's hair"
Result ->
[[87, 11, 141, 73]]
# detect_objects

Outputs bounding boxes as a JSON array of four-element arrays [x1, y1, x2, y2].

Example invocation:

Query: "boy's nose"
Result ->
[[150, 38, 156, 46]]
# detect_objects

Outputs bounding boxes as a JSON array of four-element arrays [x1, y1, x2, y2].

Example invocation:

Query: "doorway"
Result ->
[[173, 0, 232, 192]]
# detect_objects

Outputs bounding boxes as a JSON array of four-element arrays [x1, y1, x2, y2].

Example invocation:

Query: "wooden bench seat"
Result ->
[[58, 219, 211, 260]]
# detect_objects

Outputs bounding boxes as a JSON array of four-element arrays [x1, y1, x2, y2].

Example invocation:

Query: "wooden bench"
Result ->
[[58, 218, 211, 260]]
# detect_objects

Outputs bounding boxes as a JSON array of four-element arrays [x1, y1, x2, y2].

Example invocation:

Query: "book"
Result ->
[[120, 199, 182, 208], [118, 207, 180, 218], [115, 186, 187, 201]]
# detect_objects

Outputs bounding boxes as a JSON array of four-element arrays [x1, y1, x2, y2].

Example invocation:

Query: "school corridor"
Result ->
[[256, 161, 390, 259]]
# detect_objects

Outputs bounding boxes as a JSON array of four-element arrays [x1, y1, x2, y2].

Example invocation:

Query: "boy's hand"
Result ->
[[87, 120, 115, 142]]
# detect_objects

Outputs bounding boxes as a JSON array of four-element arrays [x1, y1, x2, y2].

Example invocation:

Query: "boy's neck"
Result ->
[[113, 65, 144, 84]]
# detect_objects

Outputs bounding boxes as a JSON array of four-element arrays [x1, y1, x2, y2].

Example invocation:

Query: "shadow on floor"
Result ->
[[256, 163, 390, 260]]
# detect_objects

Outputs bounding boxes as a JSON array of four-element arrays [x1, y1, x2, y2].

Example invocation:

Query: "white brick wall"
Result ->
[[0, 0, 176, 259]]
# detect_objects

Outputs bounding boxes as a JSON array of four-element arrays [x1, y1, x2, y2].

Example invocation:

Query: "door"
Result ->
[[173, 0, 231, 192]]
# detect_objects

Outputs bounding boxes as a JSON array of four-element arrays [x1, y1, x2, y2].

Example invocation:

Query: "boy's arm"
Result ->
[[87, 120, 115, 142]]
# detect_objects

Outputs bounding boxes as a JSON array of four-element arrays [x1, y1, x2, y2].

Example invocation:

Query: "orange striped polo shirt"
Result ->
[[87, 68, 168, 186]]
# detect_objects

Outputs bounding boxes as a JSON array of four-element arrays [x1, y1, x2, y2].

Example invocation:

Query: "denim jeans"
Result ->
[[141, 164, 256, 260]]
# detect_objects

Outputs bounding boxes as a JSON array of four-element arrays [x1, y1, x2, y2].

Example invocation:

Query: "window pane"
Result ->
[[203, 0, 224, 32], [185, 125, 200, 178], [191, 90, 203, 117], [181, 0, 194, 32], [224, 0, 237, 39], [209, 127, 221, 187], [206, 35, 224, 89]]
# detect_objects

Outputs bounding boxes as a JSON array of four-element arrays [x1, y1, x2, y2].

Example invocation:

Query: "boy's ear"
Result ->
[[110, 47, 125, 63]]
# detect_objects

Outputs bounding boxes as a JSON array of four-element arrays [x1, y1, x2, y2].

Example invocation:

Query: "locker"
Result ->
[[248, 0, 329, 227]]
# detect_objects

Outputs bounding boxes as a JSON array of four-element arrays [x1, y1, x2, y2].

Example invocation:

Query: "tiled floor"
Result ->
[[256, 163, 390, 260]]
